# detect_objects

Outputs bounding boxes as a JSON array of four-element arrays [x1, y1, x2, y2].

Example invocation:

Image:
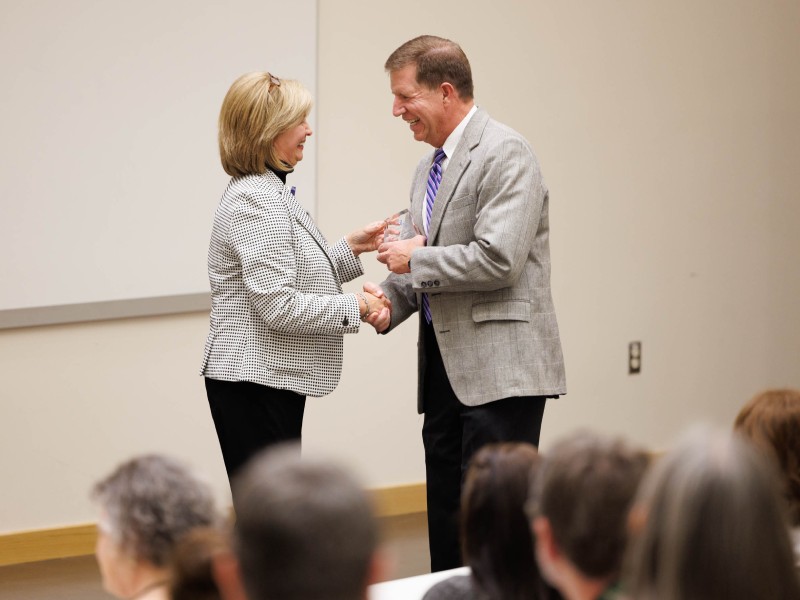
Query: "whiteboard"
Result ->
[[0, 0, 318, 315]]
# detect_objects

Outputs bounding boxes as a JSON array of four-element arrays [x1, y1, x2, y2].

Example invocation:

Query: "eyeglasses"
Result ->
[[267, 72, 281, 93]]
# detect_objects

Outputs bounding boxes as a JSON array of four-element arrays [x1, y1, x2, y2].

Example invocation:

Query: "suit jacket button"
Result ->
[[421, 281, 427, 288], [434, 280, 440, 286], [343, 317, 349, 326], [427, 280, 434, 286]]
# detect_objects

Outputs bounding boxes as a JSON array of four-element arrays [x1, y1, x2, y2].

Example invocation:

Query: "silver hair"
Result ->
[[623, 426, 800, 600], [92, 454, 218, 567]]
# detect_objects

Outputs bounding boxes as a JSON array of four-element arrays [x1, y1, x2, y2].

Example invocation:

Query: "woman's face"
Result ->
[[95, 519, 137, 598], [274, 118, 312, 168]]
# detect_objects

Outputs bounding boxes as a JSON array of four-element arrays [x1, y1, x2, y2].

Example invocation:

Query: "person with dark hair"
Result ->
[[623, 427, 800, 599], [368, 33, 566, 572], [212, 444, 384, 600], [424, 443, 558, 600], [91, 454, 219, 600], [170, 526, 229, 600], [527, 431, 649, 600], [734, 388, 800, 564], [201, 71, 390, 485]]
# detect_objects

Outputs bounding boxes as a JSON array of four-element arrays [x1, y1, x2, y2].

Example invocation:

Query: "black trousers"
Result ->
[[205, 377, 306, 484], [422, 322, 547, 572]]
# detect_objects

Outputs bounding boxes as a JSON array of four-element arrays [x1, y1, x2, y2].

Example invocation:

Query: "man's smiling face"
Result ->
[[390, 64, 447, 148]]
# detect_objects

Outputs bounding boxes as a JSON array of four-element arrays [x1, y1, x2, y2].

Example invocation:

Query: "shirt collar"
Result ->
[[441, 104, 478, 161]]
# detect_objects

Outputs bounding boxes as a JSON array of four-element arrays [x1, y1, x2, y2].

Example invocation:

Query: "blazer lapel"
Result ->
[[283, 186, 341, 284], [425, 108, 488, 244]]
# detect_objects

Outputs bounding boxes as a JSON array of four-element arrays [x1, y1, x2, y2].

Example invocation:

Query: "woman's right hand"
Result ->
[[358, 290, 391, 332], [346, 221, 386, 256]]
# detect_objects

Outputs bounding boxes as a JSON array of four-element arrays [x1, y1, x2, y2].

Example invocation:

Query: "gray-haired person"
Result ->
[[623, 427, 800, 600], [92, 454, 219, 600]]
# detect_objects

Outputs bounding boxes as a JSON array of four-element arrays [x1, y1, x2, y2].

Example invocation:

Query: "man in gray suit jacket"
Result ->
[[372, 35, 567, 572]]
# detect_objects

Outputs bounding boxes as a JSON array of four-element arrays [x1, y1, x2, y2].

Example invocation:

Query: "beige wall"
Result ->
[[1, 0, 799, 535]]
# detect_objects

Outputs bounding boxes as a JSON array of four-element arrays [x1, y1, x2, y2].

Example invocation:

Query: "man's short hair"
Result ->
[[528, 430, 649, 579], [385, 35, 474, 100], [232, 444, 378, 600]]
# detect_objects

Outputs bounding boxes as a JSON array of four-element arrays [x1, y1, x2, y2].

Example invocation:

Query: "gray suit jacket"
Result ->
[[200, 171, 363, 397], [382, 108, 566, 411]]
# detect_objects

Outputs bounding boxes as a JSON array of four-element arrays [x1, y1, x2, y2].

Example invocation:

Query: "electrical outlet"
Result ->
[[629, 341, 642, 374]]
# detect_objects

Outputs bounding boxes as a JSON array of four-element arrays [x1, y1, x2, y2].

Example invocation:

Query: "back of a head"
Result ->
[[384, 35, 474, 100], [734, 388, 800, 526], [461, 443, 544, 600], [170, 526, 229, 600], [91, 454, 218, 567], [233, 445, 378, 600], [531, 430, 649, 580], [624, 426, 800, 600]]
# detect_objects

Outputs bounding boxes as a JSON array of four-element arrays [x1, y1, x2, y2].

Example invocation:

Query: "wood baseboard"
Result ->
[[0, 482, 426, 567], [371, 482, 427, 517], [0, 523, 97, 567]]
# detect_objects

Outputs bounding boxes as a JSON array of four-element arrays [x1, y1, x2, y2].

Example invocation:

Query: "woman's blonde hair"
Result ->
[[218, 72, 312, 177]]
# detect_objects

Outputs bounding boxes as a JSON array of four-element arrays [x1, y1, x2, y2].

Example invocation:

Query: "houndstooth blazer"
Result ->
[[381, 108, 567, 411], [200, 170, 363, 397]]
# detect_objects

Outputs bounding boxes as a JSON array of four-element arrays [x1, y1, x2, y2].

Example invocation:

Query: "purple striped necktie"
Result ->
[[421, 148, 446, 324]]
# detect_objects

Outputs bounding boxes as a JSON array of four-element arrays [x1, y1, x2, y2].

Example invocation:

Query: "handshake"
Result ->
[[357, 282, 391, 333]]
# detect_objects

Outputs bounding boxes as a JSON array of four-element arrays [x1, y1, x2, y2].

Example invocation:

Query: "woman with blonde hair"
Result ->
[[623, 427, 800, 600], [200, 72, 390, 484]]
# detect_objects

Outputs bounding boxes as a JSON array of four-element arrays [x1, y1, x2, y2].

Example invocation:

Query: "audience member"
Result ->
[[734, 388, 800, 565], [527, 431, 649, 600], [623, 426, 800, 599], [170, 526, 229, 600], [424, 442, 560, 600], [91, 454, 219, 600], [213, 443, 383, 600]]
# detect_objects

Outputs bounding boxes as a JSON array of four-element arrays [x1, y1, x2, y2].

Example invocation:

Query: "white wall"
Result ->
[[0, 0, 317, 310], [1, 0, 799, 535]]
